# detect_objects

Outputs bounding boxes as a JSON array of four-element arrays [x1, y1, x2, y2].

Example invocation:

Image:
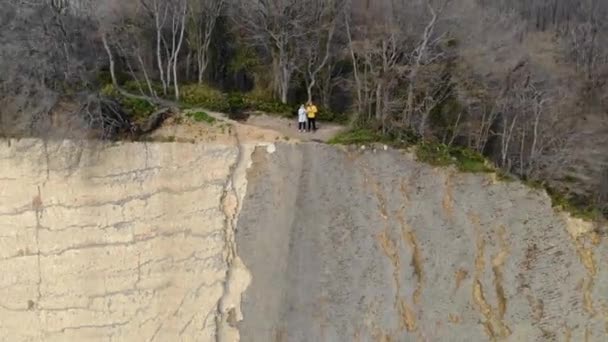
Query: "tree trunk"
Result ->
[[375, 82, 382, 121], [137, 52, 156, 98], [172, 2, 187, 100], [307, 80, 314, 103], [101, 34, 117, 88], [185, 51, 191, 82], [345, 17, 362, 119], [155, 4, 168, 95]]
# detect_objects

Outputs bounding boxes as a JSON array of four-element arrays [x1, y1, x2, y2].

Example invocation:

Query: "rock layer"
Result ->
[[0, 138, 260, 341]]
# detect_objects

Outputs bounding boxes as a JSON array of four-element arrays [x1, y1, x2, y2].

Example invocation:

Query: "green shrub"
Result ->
[[416, 142, 453, 166], [123, 97, 155, 120], [181, 84, 229, 112], [123, 80, 164, 97], [100, 84, 155, 120], [317, 107, 348, 124], [328, 129, 382, 145], [449, 146, 493, 173], [243, 95, 292, 116], [227, 93, 247, 114], [187, 111, 216, 124], [416, 142, 493, 173], [546, 187, 602, 221]]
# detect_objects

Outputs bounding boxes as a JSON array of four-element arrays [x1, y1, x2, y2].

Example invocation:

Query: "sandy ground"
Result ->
[[146, 109, 345, 145], [245, 113, 344, 142]]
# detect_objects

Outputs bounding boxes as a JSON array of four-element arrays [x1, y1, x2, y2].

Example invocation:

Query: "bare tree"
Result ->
[[344, 0, 452, 134], [169, 0, 188, 99], [139, 0, 188, 99], [187, 0, 225, 84], [299, 0, 345, 103], [404, 0, 452, 136], [234, 0, 312, 103]]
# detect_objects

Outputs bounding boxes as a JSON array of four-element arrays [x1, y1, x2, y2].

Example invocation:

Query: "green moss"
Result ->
[[187, 111, 216, 124]]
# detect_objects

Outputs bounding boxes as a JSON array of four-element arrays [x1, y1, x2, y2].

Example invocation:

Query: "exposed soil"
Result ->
[[145, 109, 345, 145]]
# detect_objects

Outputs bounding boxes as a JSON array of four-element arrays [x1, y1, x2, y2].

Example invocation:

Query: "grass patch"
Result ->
[[415, 142, 493, 173], [187, 111, 216, 124], [328, 129, 383, 145], [329, 127, 603, 222], [546, 187, 603, 221]]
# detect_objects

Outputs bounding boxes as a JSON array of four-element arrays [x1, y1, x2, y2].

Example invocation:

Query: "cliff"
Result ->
[[0, 136, 606, 341]]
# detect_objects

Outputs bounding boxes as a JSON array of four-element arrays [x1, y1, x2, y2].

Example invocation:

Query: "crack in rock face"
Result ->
[[0, 138, 273, 341], [1, 139, 607, 341]]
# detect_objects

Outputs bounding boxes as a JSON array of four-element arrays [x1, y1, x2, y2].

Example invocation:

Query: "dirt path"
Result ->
[[146, 109, 345, 144], [244, 113, 344, 142]]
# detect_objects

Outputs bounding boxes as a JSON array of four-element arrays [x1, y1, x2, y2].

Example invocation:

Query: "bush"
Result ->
[[415, 142, 453, 166], [187, 111, 216, 124], [416, 142, 493, 173], [122, 97, 156, 120], [317, 107, 348, 124], [123, 80, 164, 97], [244, 95, 292, 116], [181, 84, 229, 112], [546, 187, 603, 221], [227, 92, 247, 114], [100, 84, 156, 121]]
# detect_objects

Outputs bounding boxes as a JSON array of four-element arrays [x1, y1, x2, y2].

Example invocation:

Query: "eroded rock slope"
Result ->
[[237, 143, 607, 342]]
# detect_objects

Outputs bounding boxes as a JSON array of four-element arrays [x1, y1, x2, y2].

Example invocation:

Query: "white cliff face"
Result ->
[[0, 138, 262, 341]]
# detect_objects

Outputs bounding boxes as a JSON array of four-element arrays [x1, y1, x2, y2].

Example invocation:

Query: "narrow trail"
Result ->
[[186, 109, 344, 143], [244, 113, 344, 143]]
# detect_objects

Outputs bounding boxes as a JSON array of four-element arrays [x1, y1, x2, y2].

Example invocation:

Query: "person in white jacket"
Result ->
[[297, 104, 307, 132]]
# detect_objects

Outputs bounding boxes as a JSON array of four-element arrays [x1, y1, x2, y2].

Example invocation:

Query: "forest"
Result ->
[[1, 0, 607, 218]]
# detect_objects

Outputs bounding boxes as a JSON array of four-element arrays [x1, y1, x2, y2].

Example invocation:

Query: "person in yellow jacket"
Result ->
[[306, 101, 318, 132]]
